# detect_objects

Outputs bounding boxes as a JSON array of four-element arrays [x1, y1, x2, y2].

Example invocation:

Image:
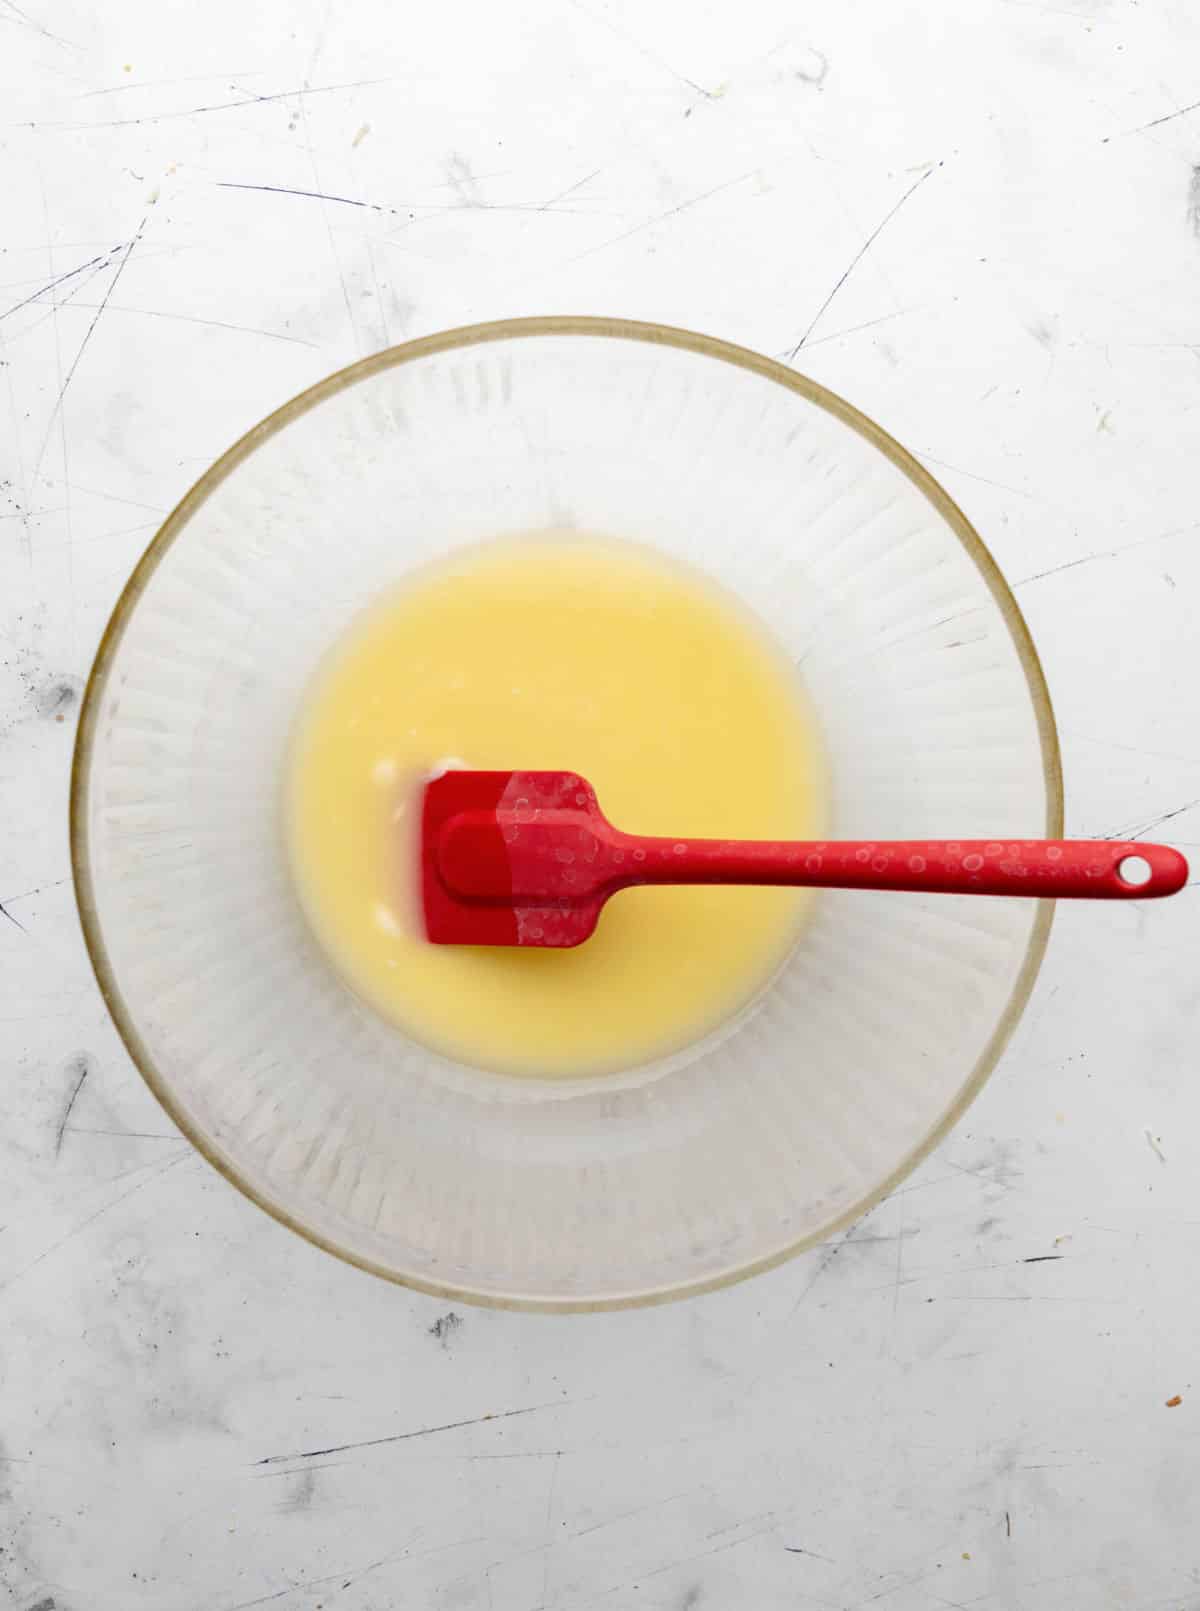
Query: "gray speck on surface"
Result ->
[[445, 153, 483, 207], [793, 46, 828, 85], [429, 1311, 463, 1348], [279, 1466, 317, 1514], [33, 676, 81, 721]]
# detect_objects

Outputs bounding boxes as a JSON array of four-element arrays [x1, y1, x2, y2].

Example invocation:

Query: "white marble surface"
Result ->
[[4, 1, 1200, 1606]]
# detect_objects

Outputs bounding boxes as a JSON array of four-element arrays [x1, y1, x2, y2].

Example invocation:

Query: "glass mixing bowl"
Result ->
[[72, 318, 1060, 1310]]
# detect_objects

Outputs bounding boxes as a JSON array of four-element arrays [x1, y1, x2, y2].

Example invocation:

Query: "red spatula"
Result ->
[[421, 769, 1189, 947]]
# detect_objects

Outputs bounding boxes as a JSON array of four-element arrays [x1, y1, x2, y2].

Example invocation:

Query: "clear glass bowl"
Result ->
[[71, 318, 1061, 1310]]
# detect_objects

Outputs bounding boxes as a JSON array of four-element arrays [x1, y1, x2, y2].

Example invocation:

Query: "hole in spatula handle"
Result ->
[[1117, 854, 1153, 888]]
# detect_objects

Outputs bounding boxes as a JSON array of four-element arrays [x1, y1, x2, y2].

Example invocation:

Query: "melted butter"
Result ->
[[286, 535, 826, 1077]]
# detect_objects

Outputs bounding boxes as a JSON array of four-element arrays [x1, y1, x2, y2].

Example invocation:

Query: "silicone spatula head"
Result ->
[[421, 769, 608, 948]]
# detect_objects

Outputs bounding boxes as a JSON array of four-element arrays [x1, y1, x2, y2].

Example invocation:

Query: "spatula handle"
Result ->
[[616, 836, 1188, 900]]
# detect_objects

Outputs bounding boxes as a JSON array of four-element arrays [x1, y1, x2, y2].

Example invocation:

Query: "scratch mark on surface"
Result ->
[[566, 170, 755, 264], [1145, 1129, 1167, 1164], [0, 1151, 191, 1294], [455, 1449, 564, 1462], [78, 517, 161, 547], [0, 247, 119, 323], [40, 178, 74, 613], [1022, 1254, 1063, 1263], [0, 901, 28, 933], [564, 0, 716, 99], [1103, 97, 1200, 142], [65, 1127, 186, 1141], [63, 299, 319, 346], [218, 180, 388, 211], [785, 1206, 885, 1319], [939, 1294, 1119, 1304], [63, 481, 164, 513], [785, 1544, 835, 1562], [539, 167, 602, 211], [219, 1534, 486, 1611], [786, 1234, 851, 1317], [705, 1509, 779, 1543], [942, 1158, 1018, 1195], [1014, 519, 1200, 585], [540, 1450, 561, 1608], [221, 1573, 348, 1611], [0, 331, 30, 546], [54, 1053, 90, 1155], [223, 1581, 316, 1609], [1005, 1509, 1012, 1537], [786, 164, 940, 358], [252, 1399, 573, 1466], [0, 0, 75, 47], [569, 1482, 712, 1541], [78, 69, 264, 98], [217, 180, 594, 219], [632, 1518, 784, 1589], [775, 304, 925, 357], [886, 1170, 963, 1199], [890, 1215, 905, 1326], [362, 230, 390, 348], [913, 451, 1046, 504], [1105, 796, 1200, 842], [254, 1460, 348, 1479], [1065, 732, 1200, 769], [30, 218, 146, 497], [853, 1565, 942, 1606], [1014, 551, 1116, 586], [0, 877, 70, 906], [294, 90, 357, 353], [0, 250, 138, 356], [29, 77, 391, 130]]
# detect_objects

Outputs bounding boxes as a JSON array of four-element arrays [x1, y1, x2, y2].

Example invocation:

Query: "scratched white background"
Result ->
[[4, 1, 1200, 1607]]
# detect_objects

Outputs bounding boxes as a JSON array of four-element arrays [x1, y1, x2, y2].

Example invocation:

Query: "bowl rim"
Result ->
[[70, 315, 1063, 1312]]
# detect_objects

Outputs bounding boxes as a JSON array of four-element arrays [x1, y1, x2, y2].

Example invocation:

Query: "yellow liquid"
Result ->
[[286, 536, 825, 1077]]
